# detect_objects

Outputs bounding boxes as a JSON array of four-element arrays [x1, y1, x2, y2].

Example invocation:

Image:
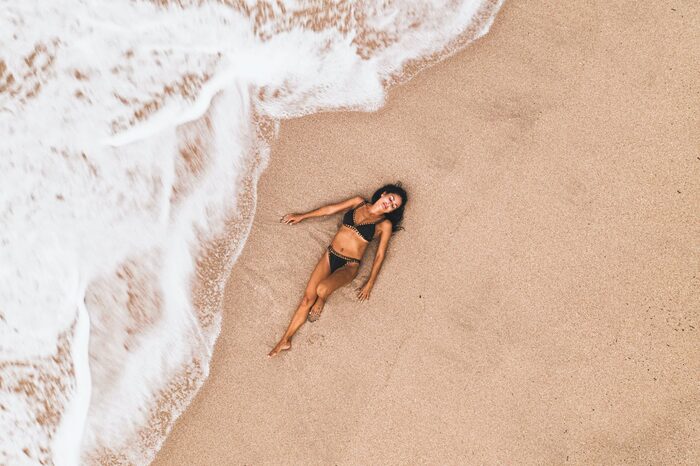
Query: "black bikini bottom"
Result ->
[[327, 245, 360, 274]]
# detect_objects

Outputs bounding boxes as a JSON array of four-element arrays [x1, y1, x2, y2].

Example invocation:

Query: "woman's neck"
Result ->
[[365, 202, 384, 220]]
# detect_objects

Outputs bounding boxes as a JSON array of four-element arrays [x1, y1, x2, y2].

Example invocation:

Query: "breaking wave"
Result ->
[[0, 1, 504, 464]]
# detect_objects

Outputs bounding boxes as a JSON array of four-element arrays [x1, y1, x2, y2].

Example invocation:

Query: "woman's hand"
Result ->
[[356, 282, 373, 302], [280, 213, 304, 225]]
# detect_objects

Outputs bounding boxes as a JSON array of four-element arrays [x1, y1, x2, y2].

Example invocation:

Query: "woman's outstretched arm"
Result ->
[[282, 195, 364, 224]]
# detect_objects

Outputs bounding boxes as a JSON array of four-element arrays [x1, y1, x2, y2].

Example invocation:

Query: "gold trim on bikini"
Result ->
[[343, 200, 383, 242], [327, 245, 360, 263]]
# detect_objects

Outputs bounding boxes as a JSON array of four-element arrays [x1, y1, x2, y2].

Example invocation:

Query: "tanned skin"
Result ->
[[268, 191, 402, 358]]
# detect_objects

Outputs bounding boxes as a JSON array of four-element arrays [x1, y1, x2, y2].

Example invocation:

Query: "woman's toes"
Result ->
[[307, 308, 320, 322]]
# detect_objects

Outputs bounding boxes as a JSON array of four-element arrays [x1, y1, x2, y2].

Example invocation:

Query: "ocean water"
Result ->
[[0, 0, 503, 464]]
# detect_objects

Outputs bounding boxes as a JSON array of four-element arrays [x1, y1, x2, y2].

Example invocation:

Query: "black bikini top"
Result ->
[[342, 199, 383, 242]]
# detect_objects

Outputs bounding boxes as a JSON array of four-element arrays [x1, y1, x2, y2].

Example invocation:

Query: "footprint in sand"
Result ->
[[306, 333, 326, 346]]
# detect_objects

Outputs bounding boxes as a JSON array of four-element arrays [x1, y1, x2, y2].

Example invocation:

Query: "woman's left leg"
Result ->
[[308, 263, 359, 322], [268, 249, 331, 358]]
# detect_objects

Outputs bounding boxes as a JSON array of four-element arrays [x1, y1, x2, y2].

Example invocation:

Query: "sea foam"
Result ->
[[0, 1, 504, 464]]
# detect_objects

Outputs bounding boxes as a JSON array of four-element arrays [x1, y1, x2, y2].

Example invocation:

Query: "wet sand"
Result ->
[[152, 1, 699, 464]]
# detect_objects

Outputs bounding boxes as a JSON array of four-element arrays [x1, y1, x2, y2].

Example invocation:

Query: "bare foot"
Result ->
[[307, 298, 326, 323], [268, 340, 291, 358]]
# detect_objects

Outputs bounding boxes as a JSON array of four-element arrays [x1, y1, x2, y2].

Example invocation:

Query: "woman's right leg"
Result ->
[[268, 249, 331, 357]]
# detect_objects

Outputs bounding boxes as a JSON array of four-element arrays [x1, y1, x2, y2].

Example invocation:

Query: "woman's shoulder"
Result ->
[[378, 218, 393, 230], [355, 196, 368, 207]]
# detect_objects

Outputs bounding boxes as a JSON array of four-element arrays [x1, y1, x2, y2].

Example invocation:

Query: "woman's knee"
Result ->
[[316, 281, 329, 298], [301, 293, 317, 306]]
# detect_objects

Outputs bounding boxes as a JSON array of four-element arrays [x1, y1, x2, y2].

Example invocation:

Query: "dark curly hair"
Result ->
[[370, 182, 408, 233]]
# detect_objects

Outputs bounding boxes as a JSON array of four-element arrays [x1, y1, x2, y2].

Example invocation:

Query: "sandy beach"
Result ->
[[152, 1, 699, 464]]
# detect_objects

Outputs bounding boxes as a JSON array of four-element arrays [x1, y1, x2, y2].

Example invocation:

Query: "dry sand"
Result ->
[[152, 1, 699, 464]]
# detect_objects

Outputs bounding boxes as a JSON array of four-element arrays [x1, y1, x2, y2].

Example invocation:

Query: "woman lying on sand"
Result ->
[[268, 183, 408, 358]]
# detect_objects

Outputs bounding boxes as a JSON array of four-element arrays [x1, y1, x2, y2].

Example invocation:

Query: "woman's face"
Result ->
[[376, 191, 402, 214]]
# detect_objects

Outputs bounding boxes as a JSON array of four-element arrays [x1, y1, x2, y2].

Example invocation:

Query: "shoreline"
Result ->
[[153, 1, 699, 463]]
